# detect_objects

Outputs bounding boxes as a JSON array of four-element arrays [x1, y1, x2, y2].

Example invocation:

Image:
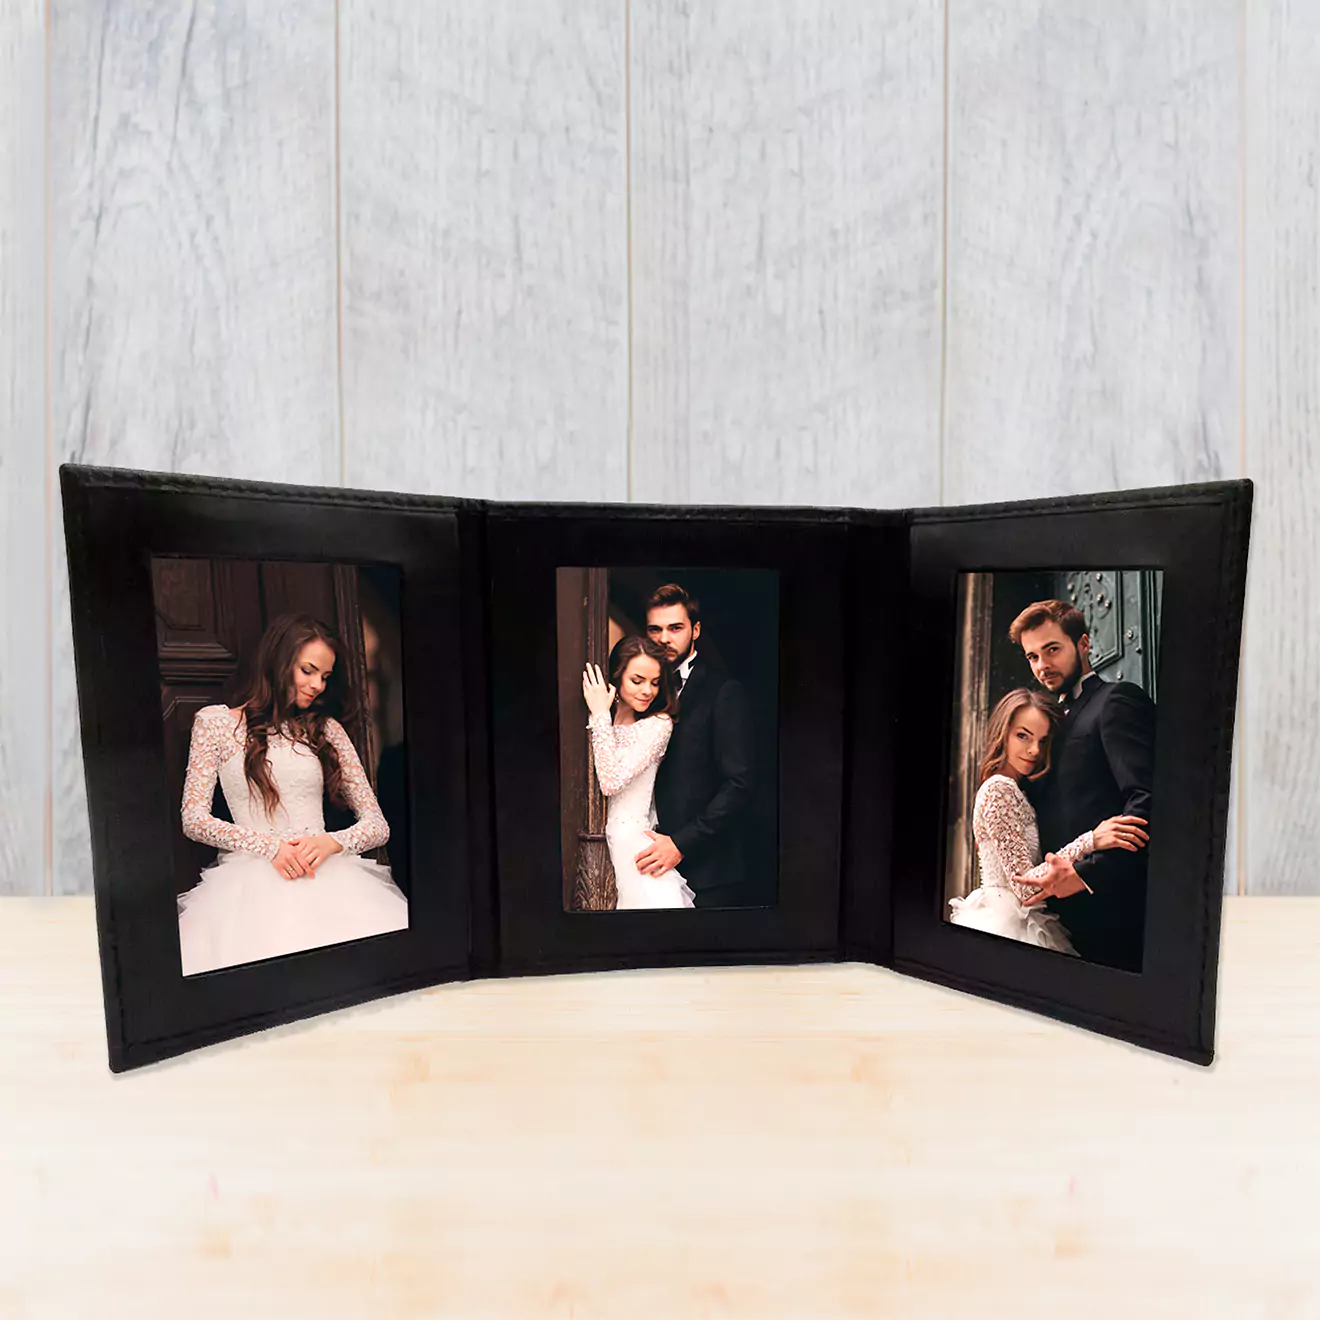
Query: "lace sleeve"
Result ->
[[1005, 818, 1097, 890], [587, 712, 672, 796], [322, 719, 390, 855], [1037, 829, 1095, 870], [180, 707, 281, 860], [973, 777, 1045, 903]]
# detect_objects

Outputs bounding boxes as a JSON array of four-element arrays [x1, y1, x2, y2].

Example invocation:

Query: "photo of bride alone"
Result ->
[[944, 571, 1162, 972], [151, 557, 411, 976], [557, 570, 779, 913]]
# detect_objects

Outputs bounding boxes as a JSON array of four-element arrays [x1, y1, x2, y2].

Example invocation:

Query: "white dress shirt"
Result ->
[[677, 648, 698, 694]]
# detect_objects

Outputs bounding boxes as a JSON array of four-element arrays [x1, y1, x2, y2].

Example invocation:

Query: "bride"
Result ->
[[582, 636, 696, 910], [177, 612, 409, 976], [948, 687, 1147, 954]]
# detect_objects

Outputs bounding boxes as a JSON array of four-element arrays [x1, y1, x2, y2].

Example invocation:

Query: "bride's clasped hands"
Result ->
[[268, 835, 345, 881]]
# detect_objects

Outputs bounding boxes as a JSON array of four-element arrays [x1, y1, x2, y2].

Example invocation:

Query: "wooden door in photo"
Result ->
[[558, 567, 616, 911]]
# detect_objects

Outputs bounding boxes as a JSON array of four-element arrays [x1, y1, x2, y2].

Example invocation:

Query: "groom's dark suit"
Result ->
[[653, 654, 755, 908], [1033, 672, 1156, 972]]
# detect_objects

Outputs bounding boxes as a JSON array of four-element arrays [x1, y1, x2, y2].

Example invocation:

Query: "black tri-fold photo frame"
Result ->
[[60, 464, 1253, 1072]]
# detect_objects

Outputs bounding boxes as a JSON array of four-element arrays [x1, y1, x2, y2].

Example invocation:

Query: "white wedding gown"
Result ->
[[587, 710, 696, 909], [948, 773, 1093, 955], [177, 705, 408, 976]]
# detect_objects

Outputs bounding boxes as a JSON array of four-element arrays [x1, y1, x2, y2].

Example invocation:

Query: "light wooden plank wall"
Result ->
[[1243, 2, 1320, 894], [629, 1, 944, 507], [338, 1, 630, 500], [943, 0, 1248, 889], [0, 3, 1311, 896], [0, 0, 47, 895], [46, 1, 341, 892]]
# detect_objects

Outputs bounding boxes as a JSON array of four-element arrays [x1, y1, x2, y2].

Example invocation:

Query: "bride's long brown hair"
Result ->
[[979, 687, 1061, 785], [227, 613, 359, 816], [608, 635, 680, 721]]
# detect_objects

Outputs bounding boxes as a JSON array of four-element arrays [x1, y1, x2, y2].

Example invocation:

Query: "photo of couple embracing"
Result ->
[[947, 582, 1160, 972], [564, 575, 777, 913]]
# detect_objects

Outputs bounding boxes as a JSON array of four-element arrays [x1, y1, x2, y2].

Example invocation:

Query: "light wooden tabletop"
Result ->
[[2, 896, 1317, 1319]]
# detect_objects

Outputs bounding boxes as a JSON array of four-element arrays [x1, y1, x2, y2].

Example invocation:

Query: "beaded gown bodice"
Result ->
[[586, 710, 672, 833], [181, 705, 388, 860]]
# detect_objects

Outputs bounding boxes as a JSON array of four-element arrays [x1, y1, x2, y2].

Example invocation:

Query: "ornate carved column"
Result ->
[[945, 571, 993, 902], [568, 568, 617, 910]]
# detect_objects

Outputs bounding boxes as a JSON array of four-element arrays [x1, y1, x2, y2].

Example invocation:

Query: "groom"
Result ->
[[633, 583, 756, 909], [1011, 599, 1156, 971]]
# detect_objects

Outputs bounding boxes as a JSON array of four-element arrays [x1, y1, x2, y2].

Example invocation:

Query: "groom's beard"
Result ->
[[1054, 652, 1084, 695]]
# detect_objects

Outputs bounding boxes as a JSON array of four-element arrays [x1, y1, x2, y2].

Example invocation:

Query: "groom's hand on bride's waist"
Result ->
[[1019, 853, 1091, 905], [635, 831, 683, 877]]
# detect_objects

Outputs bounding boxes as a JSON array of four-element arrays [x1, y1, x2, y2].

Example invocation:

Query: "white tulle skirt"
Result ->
[[948, 884, 1078, 956], [606, 824, 696, 910], [177, 849, 409, 976]]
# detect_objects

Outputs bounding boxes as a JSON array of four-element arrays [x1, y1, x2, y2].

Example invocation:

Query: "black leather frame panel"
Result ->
[[838, 513, 910, 964], [61, 465, 476, 1071], [891, 482, 1252, 1064], [486, 503, 848, 974]]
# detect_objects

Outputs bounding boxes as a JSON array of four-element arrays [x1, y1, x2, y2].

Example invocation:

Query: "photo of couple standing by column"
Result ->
[[557, 569, 779, 912], [944, 571, 1162, 972]]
